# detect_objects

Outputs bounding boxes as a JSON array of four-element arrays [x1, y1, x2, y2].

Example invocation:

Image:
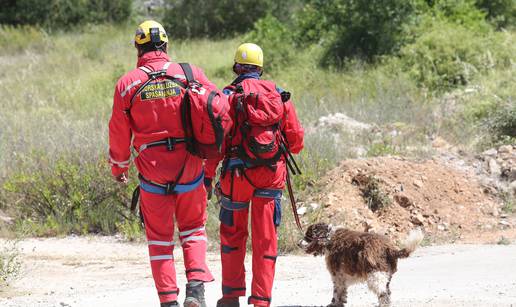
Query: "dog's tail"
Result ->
[[394, 228, 424, 258]]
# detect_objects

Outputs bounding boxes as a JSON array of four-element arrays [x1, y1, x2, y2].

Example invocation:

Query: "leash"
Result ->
[[286, 168, 303, 232]]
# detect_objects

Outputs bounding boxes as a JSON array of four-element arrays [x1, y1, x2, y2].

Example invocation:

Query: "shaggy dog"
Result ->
[[298, 223, 424, 307]]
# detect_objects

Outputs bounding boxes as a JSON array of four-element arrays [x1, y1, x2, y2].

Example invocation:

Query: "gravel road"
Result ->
[[1, 237, 515, 306]]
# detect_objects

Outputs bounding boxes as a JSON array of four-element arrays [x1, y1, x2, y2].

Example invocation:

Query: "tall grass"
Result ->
[[0, 24, 514, 248]]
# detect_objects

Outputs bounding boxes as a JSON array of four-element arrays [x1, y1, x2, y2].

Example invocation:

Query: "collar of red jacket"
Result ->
[[136, 51, 171, 67]]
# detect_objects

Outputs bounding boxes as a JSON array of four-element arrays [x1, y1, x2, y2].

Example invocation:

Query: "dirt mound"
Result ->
[[310, 157, 515, 243]]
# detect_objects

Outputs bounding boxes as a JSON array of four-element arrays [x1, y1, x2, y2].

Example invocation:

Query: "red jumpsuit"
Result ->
[[206, 73, 304, 306], [109, 51, 215, 304]]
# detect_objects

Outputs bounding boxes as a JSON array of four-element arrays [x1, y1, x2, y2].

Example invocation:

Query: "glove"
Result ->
[[204, 177, 213, 200]]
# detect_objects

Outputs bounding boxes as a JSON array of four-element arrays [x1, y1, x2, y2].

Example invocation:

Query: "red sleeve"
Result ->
[[108, 81, 132, 176], [282, 100, 304, 154]]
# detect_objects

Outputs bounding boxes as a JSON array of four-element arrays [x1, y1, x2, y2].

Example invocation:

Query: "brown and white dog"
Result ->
[[298, 223, 424, 307]]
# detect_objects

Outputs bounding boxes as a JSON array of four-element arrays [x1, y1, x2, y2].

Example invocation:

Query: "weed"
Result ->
[[497, 236, 511, 245], [352, 173, 391, 212], [0, 240, 21, 288], [501, 194, 515, 214]]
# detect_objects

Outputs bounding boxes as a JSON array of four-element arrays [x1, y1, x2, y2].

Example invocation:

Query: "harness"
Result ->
[[125, 62, 203, 224]]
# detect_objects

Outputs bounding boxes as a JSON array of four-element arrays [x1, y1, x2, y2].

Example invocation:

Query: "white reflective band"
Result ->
[[148, 240, 175, 246], [179, 226, 205, 237], [173, 74, 186, 79], [163, 62, 172, 70], [150, 255, 174, 261], [181, 236, 207, 244], [120, 80, 142, 97], [139, 66, 152, 74], [109, 157, 130, 167], [139, 144, 149, 152]]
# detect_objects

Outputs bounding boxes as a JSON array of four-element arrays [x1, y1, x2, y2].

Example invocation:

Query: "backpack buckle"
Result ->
[[165, 138, 176, 151]]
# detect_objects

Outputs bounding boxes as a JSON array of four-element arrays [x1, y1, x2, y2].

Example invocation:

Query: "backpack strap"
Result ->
[[179, 63, 195, 83], [126, 62, 187, 113]]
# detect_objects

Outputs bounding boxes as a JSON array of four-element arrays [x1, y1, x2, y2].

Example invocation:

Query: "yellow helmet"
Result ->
[[134, 20, 168, 45], [234, 43, 263, 67]]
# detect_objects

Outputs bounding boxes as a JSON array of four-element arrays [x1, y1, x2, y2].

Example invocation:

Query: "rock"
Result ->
[[394, 193, 414, 208], [411, 213, 425, 226], [491, 208, 499, 217], [297, 207, 307, 216], [316, 112, 372, 133], [0, 209, 13, 225], [309, 203, 320, 210], [483, 148, 498, 156], [510, 181, 516, 196], [498, 145, 513, 154], [413, 179, 424, 188], [499, 220, 511, 228], [488, 158, 502, 176], [437, 224, 448, 231]]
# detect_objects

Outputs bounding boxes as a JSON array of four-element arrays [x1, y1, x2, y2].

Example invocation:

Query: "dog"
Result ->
[[298, 223, 424, 307]]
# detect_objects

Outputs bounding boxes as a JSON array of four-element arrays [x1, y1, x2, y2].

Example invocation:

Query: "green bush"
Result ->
[[476, 0, 516, 29], [397, 18, 514, 91], [0, 0, 132, 29], [485, 102, 516, 142], [244, 14, 295, 70], [429, 0, 489, 31], [1, 154, 135, 236], [163, 0, 293, 38], [293, 0, 421, 66]]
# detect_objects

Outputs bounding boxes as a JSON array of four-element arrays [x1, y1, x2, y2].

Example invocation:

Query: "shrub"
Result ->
[[1, 153, 135, 236], [476, 0, 516, 30], [163, 0, 294, 38], [485, 102, 516, 142], [397, 18, 514, 91], [0, 0, 132, 29], [244, 14, 295, 70], [293, 0, 421, 66]]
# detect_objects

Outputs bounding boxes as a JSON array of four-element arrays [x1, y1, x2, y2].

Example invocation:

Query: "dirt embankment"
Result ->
[[307, 152, 515, 243]]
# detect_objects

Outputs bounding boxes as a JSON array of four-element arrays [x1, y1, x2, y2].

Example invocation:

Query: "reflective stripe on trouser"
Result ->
[[140, 183, 214, 303], [219, 188, 279, 306]]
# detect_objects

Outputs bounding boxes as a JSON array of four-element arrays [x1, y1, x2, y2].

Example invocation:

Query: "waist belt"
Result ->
[[139, 137, 187, 152], [223, 158, 254, 172], [220, 189, 282, 211], [139, 171, 204, 195]]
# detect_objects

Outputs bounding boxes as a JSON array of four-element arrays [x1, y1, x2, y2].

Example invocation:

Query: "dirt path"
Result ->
[[1, 237, 515, 307]]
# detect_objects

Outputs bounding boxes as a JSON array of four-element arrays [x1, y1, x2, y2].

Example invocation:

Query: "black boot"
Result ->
[[216, 297, 240, 307], [184, 281, 206, 307], [160, 301, 179, 307]]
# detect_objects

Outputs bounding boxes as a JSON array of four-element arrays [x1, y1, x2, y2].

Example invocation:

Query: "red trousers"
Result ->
[[140, 183, 214, 303], [218, 162, 284, 306]]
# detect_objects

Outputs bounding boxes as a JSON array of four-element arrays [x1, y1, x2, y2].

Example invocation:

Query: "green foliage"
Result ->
[[294, 0, 421, 66], [397, 18, 515, 91], [0, 0, 132, 29], [476, 0, 516, 29], [163, 0, 291, 38], [244, 14, 295, 70], [485, 102, 516, 142], [429, 0, 490, 31], [1, 154, 134, 236]]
